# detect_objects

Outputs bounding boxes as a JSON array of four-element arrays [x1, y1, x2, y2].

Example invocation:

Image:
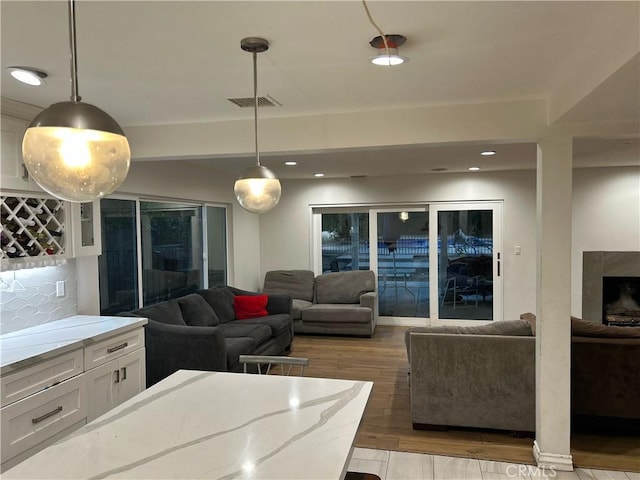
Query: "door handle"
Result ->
[[114, 369, 120, 384], [121, 367, 127, 381]]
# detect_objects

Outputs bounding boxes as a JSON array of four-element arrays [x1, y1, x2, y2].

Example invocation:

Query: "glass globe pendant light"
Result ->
[[234, 37, 281, 214], [22, 0, 130, 203]]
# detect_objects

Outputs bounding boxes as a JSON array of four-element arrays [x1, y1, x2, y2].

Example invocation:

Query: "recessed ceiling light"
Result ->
[[468, 167, 481, 171], [284, 161, 297, 166], [7, 67, 47, 86], [313, 173, 325, 177], [480, 150, 496, 156]]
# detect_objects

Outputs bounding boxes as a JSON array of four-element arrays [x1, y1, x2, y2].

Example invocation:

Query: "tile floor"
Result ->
[[348, 448, 640, 480]]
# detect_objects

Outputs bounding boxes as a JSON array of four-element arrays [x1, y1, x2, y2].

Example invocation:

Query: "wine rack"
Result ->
[[1, 195, 65, 260]]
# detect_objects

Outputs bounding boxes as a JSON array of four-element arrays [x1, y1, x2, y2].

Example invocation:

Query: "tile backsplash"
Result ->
[[0, 260, 78, 334]]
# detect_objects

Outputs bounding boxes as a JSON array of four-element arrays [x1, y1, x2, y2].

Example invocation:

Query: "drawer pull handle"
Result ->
[[121, 367, 127, 380], [32, 406, 62, 424], [107, 342, 128, 354]]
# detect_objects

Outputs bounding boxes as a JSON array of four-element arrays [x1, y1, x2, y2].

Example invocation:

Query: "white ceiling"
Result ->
[[1, 1, 639, 179]]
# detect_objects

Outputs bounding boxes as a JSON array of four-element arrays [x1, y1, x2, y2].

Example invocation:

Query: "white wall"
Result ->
[[260, 166, 640, 321], [572, 166, 640, 317], [261, 170, 539, 321]]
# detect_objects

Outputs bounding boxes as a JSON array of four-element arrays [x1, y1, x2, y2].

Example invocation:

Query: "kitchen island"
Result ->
[[3, 369, 373, 479]]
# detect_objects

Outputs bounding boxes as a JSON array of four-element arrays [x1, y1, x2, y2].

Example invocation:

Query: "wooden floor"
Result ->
[[289, 326, 640, 472]]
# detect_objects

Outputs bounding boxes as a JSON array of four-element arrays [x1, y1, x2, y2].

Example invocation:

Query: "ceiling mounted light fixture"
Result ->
[[21, 0, 130, 203], [234, 37, 282, 214], [7, 67, 48, 86], [369, 35, 407, 66], [362, 0, 407, 66]]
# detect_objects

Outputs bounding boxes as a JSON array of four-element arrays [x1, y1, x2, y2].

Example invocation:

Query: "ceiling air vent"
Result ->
[[227, 95, 281, 108]]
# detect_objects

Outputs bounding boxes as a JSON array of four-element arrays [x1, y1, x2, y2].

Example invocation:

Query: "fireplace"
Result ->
[[602, 276, 640, 326], [582, 251, 640, 324]]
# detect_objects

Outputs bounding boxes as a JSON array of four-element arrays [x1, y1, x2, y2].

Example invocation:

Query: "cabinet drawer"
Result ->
[[84, 328, 144, 370], [0, 374, 86, 463], [1, 350, 84, 408]]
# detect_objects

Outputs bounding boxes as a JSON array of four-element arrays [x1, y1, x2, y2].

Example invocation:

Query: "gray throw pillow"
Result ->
[[197, 287, 236, 323], [134, 299, 186, 326], [178, 293, 220, 327]]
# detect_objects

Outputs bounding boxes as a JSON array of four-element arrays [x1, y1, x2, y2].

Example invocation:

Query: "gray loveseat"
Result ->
[[263, 270, 378, 337], [122, 286, 293, 386], [405, 317, 640, 433]]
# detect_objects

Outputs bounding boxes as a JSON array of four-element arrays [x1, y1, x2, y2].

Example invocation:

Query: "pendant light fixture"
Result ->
[[21, 0, 130, 203], [362, 0, 407, 66], [234, 37, 281, 214], [370, 35, 407, 66]]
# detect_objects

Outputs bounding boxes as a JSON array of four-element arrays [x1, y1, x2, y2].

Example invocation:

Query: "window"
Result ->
[[99, 199, 227, 314], [320, 212, 369, 273], [99, 199, 138, 315], [140, 201, 202, 305]]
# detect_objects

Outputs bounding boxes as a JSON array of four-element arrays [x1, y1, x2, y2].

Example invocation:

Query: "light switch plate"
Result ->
[[56, 280, 65, 297]]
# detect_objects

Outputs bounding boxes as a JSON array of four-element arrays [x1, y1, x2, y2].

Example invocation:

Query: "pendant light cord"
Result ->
[[68, 0, 81, 102], [253, 51, 261, 167], [362, 0, 391, 62]]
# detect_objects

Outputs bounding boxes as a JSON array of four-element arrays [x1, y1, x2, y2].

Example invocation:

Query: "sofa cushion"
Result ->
[[197, 287, 236, 323], [234, 295, 269, 319], [315, 270, 375, 304], [520, 313, 640, 338], [405, 319, 533, 358], [134, 300, 185, 326], [178, 293, 219, 327], [571, 316, 640, 337], [407, 319, 532, 337], [263, 270, 315, 302], [291, 299, 313, 320], [238, 314, 292, 337], [217, 322, 272, 345], [302, 304, 372, 324], [224, 337, 257, 370]]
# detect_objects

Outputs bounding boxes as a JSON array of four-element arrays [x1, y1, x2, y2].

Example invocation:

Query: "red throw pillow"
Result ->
[[234, 295, 269, 320]]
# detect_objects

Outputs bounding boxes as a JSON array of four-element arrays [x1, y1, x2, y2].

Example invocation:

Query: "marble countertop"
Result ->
[[4, 369, 373, 479], [0, 315, 148, 375]]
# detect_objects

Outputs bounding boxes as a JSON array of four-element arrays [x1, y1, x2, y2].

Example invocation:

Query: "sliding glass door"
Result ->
[[372, 209, 429, 318], [313, 201, 502, 323], [429, 202, 502, 322], [99, 200, 228, 314]]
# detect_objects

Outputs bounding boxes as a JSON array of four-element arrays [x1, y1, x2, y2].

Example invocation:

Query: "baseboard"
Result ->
[[377, 317, 426, 327], [533, 440, 574, 472]]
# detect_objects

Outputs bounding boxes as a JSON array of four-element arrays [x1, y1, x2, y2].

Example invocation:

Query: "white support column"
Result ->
[[533, 137, 574, 471]]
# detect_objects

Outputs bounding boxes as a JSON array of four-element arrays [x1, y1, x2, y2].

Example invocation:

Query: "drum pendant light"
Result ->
[[22, 0, 130, 203], [234, 37, 281, 214]]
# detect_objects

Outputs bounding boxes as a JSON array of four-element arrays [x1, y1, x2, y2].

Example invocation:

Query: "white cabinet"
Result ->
[[70, 200, 102, 257], [0, 116, 39, 193], [0, 374, 86, 466], [85, 349, 145, 422], [83, 328, 145, 421], [0, 349, 83, 408], [0, 317, 146, 471]]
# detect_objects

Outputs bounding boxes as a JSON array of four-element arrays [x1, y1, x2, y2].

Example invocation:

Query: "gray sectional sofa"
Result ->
[[263, 269, 378, 337], [122, 286, 293, 386], [405, 316, 640, 433]]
